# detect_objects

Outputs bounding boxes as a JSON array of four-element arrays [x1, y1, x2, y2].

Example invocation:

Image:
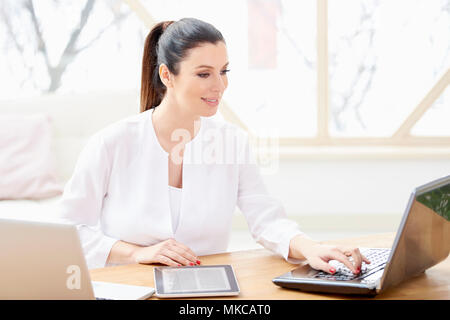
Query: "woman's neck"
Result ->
[[152, 98, 201, 144]]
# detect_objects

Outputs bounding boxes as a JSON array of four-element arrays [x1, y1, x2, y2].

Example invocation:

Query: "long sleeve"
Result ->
[[57, 133, 119, 269], [237, 135, 304, 264]]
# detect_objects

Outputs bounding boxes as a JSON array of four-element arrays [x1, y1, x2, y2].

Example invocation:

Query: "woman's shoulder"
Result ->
[[202, 115, 248, 139], [100, 110, 149, 135], [201, 116, 251, 162], [89, 111, 151, 147]]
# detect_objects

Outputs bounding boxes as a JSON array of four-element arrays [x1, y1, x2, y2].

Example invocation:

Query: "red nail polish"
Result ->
[[196, 260, 201, 265], [330, 268, 336, 274], [178, 264, 181, 267], [190, 262, 194, 266]]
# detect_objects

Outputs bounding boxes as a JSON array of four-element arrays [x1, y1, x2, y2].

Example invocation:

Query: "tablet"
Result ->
[[153, 265, 240, 298]]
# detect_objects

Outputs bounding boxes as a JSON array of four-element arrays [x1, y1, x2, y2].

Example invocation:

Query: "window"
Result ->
[[412, 86, 450, 136], [233, 0, 317, 138], [0, 0, 147, 99], [3, 0, 448, 145], [137, 0, 449, 143], [328, 0, 450, 138]]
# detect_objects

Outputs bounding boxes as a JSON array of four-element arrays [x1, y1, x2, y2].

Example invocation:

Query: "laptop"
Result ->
[[0, 219, 155, 300], [273, 174, 450, 296]]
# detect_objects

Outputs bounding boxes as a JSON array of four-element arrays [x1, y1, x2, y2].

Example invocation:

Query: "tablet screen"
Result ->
[[162, 267, 230, 293], [154, 265, 240, 297]]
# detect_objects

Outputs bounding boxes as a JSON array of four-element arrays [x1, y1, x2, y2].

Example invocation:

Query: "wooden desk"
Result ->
[[90, 233, 450, 300]]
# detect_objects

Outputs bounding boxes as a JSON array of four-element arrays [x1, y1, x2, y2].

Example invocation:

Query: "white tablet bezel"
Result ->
[[153, 264, 240, 298]]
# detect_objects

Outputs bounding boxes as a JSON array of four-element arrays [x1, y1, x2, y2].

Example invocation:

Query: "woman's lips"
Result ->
[[201, 97, 219, 107]]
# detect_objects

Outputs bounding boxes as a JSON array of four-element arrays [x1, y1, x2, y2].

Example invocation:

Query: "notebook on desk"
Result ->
[[273, 174, 450, 296], [0, 219, 154, 300]]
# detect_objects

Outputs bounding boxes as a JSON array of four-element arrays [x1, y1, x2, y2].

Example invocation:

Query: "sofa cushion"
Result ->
[[0, 114, 63, 200], [0, 91, 140, 182]]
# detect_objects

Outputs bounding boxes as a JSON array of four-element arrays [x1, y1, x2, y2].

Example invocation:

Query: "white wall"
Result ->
[[236, 158, 449, 234], [264, 158, 449, 216]]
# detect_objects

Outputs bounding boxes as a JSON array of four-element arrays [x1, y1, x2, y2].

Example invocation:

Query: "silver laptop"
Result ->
[[273, 174, 450, 295], [0, 219, 155, 300]]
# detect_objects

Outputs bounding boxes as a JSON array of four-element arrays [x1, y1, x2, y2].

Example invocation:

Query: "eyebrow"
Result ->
[[195, 62, 229, 69]]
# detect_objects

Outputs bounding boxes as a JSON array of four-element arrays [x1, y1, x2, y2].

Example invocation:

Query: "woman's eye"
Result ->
[[197, 70, 230, 78]]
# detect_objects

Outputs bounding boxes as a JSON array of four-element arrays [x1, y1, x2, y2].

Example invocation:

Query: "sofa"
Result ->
[[0, 90, 139, 223]]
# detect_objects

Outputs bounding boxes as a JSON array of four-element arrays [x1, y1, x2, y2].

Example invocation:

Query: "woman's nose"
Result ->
[[212, 74, 227, 92]]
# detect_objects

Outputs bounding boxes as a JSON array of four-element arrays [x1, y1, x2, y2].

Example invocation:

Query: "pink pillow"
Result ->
[[0, 114, 63, 199]]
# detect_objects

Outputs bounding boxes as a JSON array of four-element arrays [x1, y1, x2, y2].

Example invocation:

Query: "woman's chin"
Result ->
[[200, 106, 219, 117]]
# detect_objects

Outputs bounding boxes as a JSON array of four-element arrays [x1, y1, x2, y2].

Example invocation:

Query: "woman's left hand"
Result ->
[[289, 235, 371, 275]]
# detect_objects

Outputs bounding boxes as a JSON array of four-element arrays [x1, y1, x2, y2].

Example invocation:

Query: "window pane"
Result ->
[[0, 0, 146, 99], [328, 0, 450, 137], [143, 0, 317, 137], [411, 86, 450, 136]]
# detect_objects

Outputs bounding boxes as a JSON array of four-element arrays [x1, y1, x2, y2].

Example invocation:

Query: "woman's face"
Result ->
[[165, 41, 229, 118]]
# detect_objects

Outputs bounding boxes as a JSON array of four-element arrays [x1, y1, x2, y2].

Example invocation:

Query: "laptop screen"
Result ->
[[416, 181, 450, 222]]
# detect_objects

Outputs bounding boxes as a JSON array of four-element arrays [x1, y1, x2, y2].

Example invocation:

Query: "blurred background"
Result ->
[[0, 0, 449, 251]]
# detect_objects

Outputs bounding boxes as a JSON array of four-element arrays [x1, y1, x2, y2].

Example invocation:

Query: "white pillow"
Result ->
[[0, 114, 63, 199]]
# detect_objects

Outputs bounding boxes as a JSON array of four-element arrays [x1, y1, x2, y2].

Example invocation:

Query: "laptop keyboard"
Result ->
[[314, 248, 391, 281]]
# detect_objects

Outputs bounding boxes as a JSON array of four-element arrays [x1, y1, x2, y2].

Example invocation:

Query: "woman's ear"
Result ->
[[159, 64, 173, 88]]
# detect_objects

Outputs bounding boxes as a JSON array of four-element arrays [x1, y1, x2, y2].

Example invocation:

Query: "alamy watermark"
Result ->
[[169, 120, 280, 175], [66, 265, 81, 290]]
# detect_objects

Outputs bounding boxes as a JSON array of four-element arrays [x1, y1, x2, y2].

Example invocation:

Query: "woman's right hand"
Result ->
[[132, 238, 200, 267]]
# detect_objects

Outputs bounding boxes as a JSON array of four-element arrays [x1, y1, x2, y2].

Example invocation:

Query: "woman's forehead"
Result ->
[[182, 42, 228, 69]]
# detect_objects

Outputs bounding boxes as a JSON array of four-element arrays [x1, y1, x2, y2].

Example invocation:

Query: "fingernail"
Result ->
[[330, 268, 336, 274], [190, 262, 194, 266], [196, 260, 201, 265], [178, 264, 181, 267]]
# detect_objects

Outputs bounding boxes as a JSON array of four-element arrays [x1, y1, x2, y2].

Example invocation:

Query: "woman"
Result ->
[[59, 18, 369, 274]]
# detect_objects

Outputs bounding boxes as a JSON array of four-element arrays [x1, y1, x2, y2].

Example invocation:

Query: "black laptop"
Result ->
[[273, 175, 450, 295]]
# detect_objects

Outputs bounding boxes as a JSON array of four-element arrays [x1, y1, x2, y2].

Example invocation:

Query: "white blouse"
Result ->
[[57, 110, 304, 269], [168, 186, 182, 233]]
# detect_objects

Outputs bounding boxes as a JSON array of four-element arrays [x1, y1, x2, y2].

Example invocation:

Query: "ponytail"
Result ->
[[140, 18, 225, 113], [140, 21, 174, 113]]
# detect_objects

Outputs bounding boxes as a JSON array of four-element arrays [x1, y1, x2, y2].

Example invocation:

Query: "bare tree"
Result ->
[[432, 0, 450, 79], [0, 0, 131, 93], [329, 1, 379, 132]]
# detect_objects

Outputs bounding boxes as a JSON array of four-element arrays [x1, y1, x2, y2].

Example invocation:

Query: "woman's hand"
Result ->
[[132, 238, 200, 267], [289, 235, 371, 274]]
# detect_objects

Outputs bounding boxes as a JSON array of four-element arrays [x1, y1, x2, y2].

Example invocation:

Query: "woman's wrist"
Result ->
[[288, 234, 321, 260], [129, 245, 141, 264], [107, 240, 142, 265]]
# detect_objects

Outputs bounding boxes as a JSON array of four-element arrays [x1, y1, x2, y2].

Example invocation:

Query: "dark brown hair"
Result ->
[[140, 18, 225, 113]]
